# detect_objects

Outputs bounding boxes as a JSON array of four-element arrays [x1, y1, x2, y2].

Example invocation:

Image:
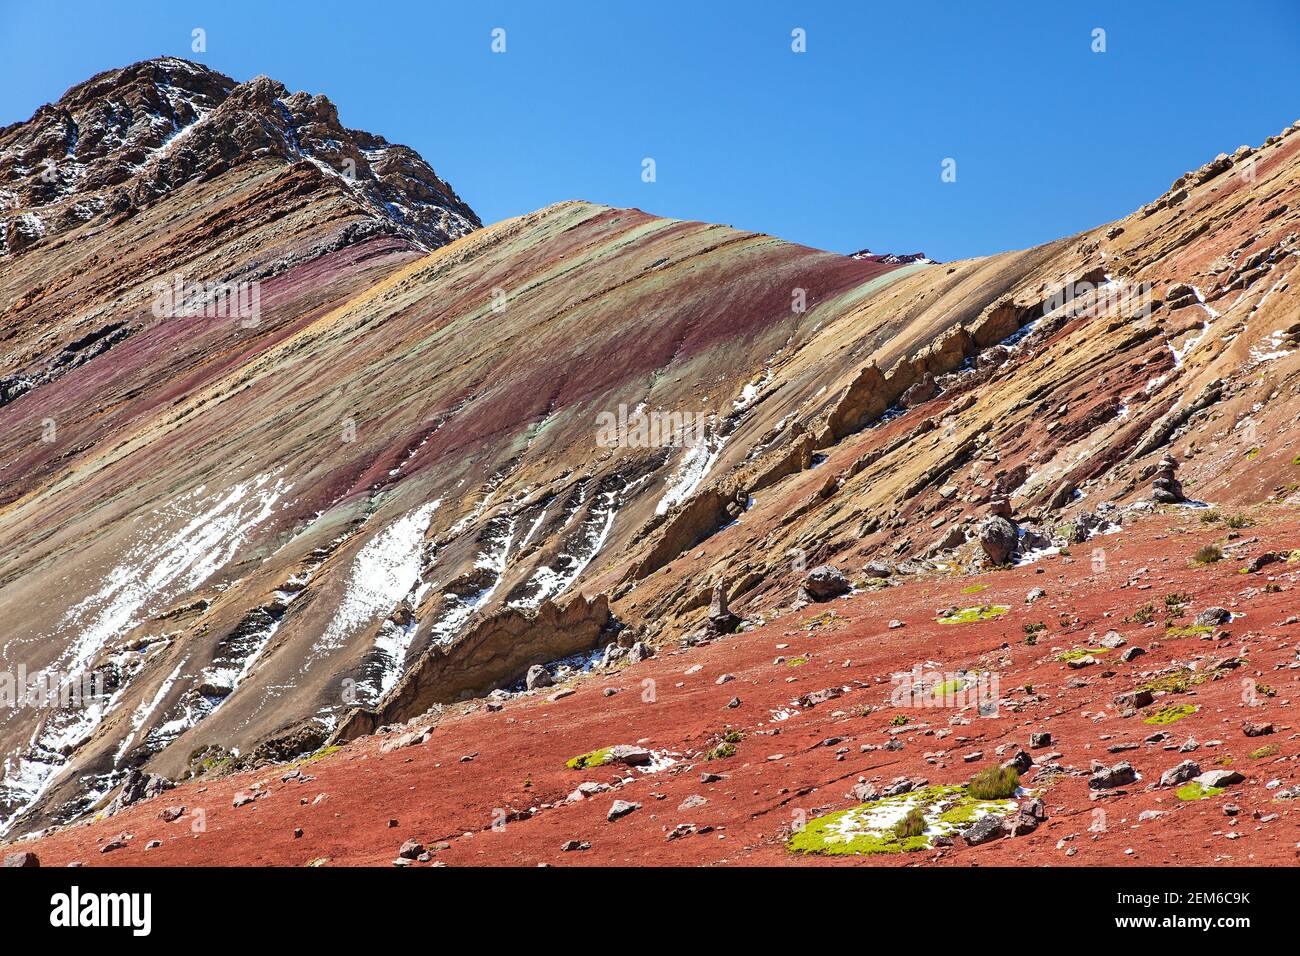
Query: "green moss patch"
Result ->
[[937, 605, 1010, 625], [566, 747, 615, 770], [960, 583, 990, 594], [1144, 704, 1198, 725], [787, 785, 1018, 857], [1176, 781, 1223, 801], [1141, 669, 1204, 694], [1249, 744, 1279, 759], [1165, 624, 1213, 638], [931, 678, 968, 698], [1056, 647, 1108, 662], [786, 656, 809, 667], [704, 742, 737, 761]]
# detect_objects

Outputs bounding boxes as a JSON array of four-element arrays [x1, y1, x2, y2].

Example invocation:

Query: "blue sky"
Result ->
[[2, 1, 1297, 261]]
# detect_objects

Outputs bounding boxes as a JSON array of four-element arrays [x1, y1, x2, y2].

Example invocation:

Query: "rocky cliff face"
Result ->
[[1, 58, 1298, 838], [0, 57, 479, 257]]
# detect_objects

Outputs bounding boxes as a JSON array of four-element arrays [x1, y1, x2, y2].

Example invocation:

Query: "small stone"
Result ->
[[608, 800, 641, 822], [398, 839, 425, 860]]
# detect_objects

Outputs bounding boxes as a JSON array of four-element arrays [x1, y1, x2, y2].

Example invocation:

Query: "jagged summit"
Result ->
[[0, 57, 479, 255], [850, 248, 936, 265]]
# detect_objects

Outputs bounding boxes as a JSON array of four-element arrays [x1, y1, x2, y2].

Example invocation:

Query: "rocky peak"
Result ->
[[0, 57, 479, 256], [850, 248, 936, 265]]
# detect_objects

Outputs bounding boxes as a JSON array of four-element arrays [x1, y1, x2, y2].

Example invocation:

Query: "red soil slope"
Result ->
[[12, 509, 1296, 867]]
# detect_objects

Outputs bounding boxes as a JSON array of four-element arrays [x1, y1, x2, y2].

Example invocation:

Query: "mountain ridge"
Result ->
[[1, 60, 1298, 852]]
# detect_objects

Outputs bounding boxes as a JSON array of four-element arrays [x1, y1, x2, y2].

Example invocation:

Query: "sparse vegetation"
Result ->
[[967, 766, 1020, 800], [1192, 543, 1223, 565], [704, 742, 737, 761], [1144, 704, 1197, 725], [1127, 603, 1156, 624], [893, 807, 928, 839], [1224, 514, 1253, 529], [936, 605, 1010, 624], [1141, 669, 1200, 694], [890, 714, 909, 727], [1249, 743, 1279, 759]]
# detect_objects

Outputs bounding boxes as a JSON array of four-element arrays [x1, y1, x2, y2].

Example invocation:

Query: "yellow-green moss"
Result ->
[[937, 605, 1010, 624], [787, 785, 1017, 857], [1176, 781, 1223, 801], [566, 747, 615, 770], [1144, 704, 1198, 725], [1165, 624, 1213, 638], [1056, 647, 1108, 661]]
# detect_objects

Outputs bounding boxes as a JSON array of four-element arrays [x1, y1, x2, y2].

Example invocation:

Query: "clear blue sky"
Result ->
[[2, 1, 1297, 261]]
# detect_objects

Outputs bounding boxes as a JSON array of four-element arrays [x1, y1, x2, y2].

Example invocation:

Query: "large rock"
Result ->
[[332, 594, 611, 739], [1088, 761, 1138, 790], [1195, 607, 1231, 627], [525, 664, 553, 690], [1150, 454, 1185, 504], [706, 580, 741, 635], [1159, 760, 1201, 788], [801, 565, 851, 602], [961, 814, 1006, 846], [1196, 770, 1244, 788], [978, 515, 1018, 566], [104, 768, 174, 817], [3, 851, 40, 867]]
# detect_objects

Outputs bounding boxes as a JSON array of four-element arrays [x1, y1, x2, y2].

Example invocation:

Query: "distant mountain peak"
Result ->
[[849, 247, 937, 265], [0, 57, 479, 255]]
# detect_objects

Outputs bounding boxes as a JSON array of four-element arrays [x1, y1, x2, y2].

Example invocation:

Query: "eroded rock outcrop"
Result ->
[[332, 595, 612, 740]]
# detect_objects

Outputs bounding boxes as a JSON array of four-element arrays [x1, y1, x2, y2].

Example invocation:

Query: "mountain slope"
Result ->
[[1, 60, 1298, 841]]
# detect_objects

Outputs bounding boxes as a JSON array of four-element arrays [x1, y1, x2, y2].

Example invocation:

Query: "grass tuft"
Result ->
[[968, 766, 1019, 800]]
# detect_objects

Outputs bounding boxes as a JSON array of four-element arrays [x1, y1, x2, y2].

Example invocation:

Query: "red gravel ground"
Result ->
[[11, 510, 1298, 867]]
